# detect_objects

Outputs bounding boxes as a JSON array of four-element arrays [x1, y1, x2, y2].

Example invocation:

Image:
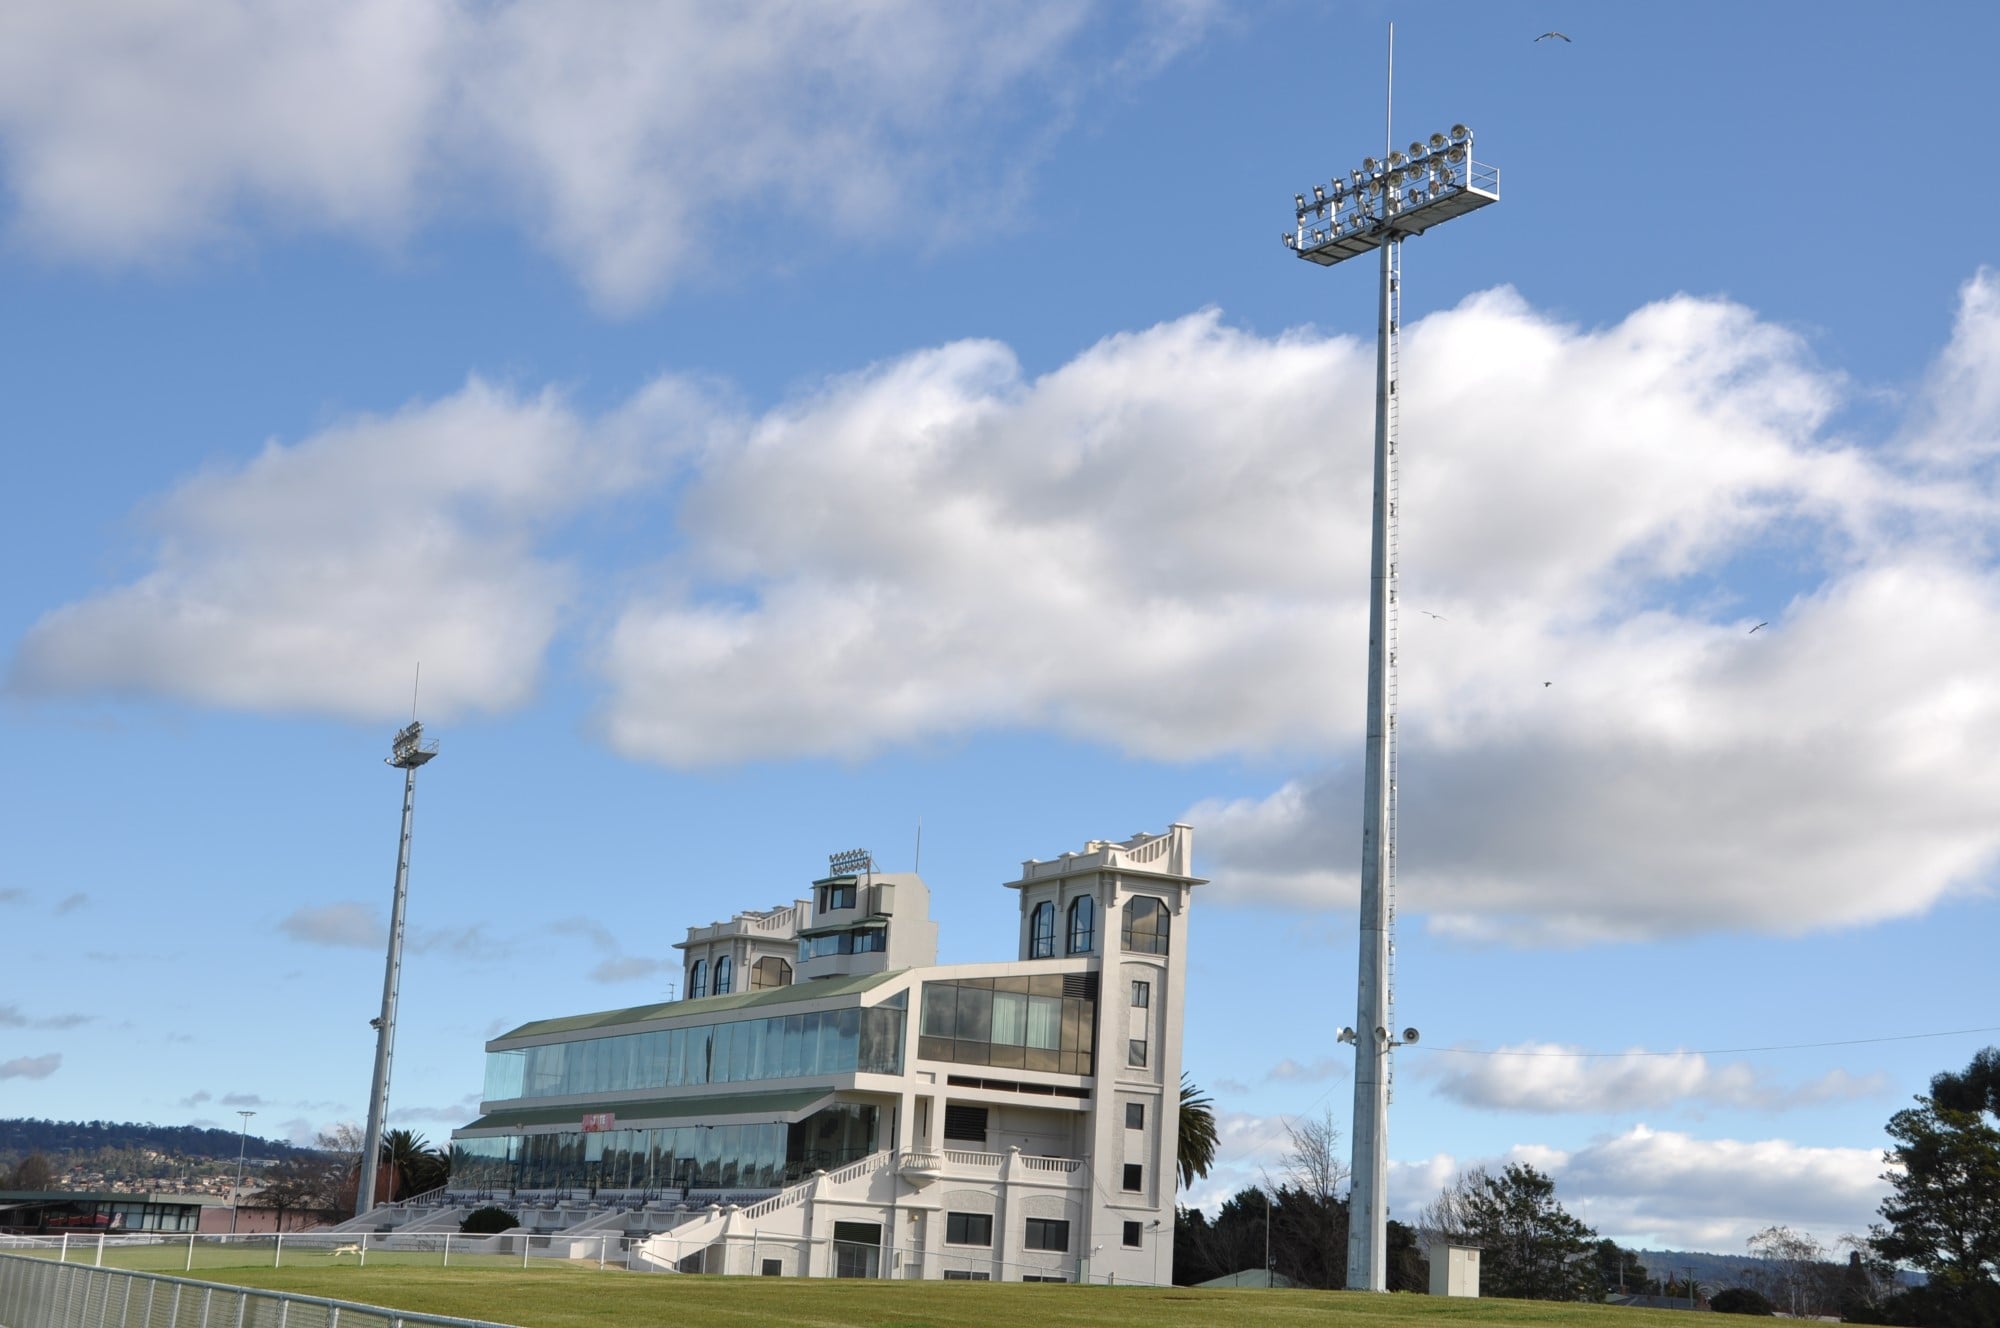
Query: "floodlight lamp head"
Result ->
[[827, 847, 873, 876], [1362, 156, 1378, 173], [387, 720, 438, 769], [1312, 183, 1326, 201], [1447, 145, 1466, 163], [1388, 151, 1406, 168], [1294, 192, 1306, 209], [1450, 123, 1470, 142], [1409, 141, 1428, 159], [1429, 132, 1448, 150]]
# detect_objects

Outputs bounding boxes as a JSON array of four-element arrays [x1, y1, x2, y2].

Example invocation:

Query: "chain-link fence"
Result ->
[[0, 1252, 519, 1328]]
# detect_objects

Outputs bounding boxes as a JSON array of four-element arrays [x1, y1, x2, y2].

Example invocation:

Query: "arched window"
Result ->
[[751, 956, 793, 990], [1121, 896, 1170, 955], [713, 954, 733, 995], [1029, 901, 1056, 959], [689, 959, 708, 999], [1066, 896, 1095, 955]]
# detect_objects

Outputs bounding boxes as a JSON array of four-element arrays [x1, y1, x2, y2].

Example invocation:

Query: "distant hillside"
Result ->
[[1635, 1248, 1923, 1292], [0, 1118, 302, 1165]]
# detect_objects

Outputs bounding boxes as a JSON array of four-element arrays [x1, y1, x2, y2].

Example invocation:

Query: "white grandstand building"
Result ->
[[405, 826, 1203, 1283]]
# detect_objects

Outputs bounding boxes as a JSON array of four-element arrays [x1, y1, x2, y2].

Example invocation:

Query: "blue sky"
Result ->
[[4, 0, 1998, 1255]]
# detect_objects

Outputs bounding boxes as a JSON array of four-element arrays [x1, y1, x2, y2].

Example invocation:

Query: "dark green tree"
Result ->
[[459, 1206, 520, 1235], [1710, 1286, 1776, 1315], [1871, 1049, 2000, 1290], [4, 1152, 57, 1190], [1594, 1237, 1648, 1295], [380, 1129, 449, 1200], [1424, 1162, 1598, 1300], [1177, 1074, 1217, 1190]]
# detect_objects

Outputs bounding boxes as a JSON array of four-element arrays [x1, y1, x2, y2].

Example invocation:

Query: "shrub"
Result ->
[[1710, 1286, 1776, 1315], [460, 1206, 521, 1235]]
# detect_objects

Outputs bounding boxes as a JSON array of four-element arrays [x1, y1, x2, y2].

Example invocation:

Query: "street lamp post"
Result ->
[[1280, 26, 1498, 1293], [231, 1110, 256, 1234], [357, 719, 438, 1218]]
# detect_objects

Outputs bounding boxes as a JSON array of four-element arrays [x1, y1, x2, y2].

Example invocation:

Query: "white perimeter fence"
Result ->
[[0, 1253, 520, 1328]]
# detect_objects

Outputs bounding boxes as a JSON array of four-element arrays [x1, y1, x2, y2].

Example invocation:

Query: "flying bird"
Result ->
[[1749, 621, 1768, 634], [1418, 610, 1448, 621], [1536, 31, 1572, 42], [1543, 681, 1553, 688]]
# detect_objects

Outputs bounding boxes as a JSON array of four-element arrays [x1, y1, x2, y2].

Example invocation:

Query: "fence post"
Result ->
[[275, 1233, 283, 1268], [521, 1236, 530, 1270], [597, 1237, 606, 1271], [199, 1285, 213, 1328], [61, 1234, 69, 1264], [96, 1233, 105, 1268], [442, 1233, 450, 1269], [359, 1233, 368, 1269], [186, 1235, 195, 1273]]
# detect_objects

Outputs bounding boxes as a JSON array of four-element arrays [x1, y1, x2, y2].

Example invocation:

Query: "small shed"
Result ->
[[1428, 1241, 1481, 1297]]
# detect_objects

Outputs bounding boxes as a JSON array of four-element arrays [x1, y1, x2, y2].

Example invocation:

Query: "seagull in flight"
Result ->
[[1418, 610, 1448, 621], [1748, 621, 1768, 633], [1543, 681, 1553, 688], [1536, 31, 1572, 42]]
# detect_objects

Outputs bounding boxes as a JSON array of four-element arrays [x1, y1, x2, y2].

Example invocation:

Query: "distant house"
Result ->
[[0, 1190, 207, 1235]]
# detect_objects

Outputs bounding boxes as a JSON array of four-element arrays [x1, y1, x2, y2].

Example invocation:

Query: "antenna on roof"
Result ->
[[411, 662, 421, 722], [914, 820, 922, 874]]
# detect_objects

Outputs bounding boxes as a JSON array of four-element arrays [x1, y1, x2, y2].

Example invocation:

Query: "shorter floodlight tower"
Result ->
[[1279, 32, 1499, 1293], [357, 719, 438, 1217]]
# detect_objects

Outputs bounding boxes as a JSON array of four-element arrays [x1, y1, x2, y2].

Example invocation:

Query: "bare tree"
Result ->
[[1747, 1224, 1834, 1318], [1281, 1109, 1348, 1204]]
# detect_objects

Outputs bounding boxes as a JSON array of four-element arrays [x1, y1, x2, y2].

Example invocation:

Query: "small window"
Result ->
[[689, 959, 707, 999], [1123, 1221, 1143, 1248], [1066, 896, 1095, 955], [1022, 1275, 1069, 1283], [761, 1259, 782, 1276], [943, 1104, 989, 1143], [945, 1212, 993, 1246], [713, 954, 733, 995], [1131, 980, 1150, 1009], [751, 956, 793, 990], [1029, 901, 1055, 959], [1023, 1218, 1070, 1252], [1122, 1163, 1143, 1192], [1128, 1039, 1148, 1069], [1125, 1103, 1144, 1130], [820, 882, 857, 912], [1121, 896, 1170, 955], [943, 1270, 990, 1280]]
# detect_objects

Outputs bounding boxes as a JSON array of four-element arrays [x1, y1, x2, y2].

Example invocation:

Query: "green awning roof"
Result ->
[[454, 1088, 837, 1136], [493, 970, 904, 1043]]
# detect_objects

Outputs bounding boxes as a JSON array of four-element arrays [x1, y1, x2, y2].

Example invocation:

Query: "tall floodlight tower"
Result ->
[[357, 718, 438, 1217], [1279, 28, 1498, 1292]]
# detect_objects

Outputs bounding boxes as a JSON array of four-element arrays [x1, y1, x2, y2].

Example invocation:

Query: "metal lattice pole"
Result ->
[[1278, 22, 1498, 1292]]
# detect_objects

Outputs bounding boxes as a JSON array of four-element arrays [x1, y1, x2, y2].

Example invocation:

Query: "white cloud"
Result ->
[[1422, 1045, 1889, 1114], [7, 378, 652, 721], [590, 956, 674, 985], [0, 1, 1210, 310], [279, 902, 383, 949], [19, 275, 2000, 945], [0, 1053, 61, 1080]]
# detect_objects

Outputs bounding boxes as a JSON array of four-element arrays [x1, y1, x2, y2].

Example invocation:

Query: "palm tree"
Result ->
[[380, 1128, 449, 1200], [1178, 1073, 1218, 1189]]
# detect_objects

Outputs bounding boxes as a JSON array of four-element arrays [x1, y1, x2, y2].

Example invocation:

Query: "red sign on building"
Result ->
[[581, 1112, 616, 1133]]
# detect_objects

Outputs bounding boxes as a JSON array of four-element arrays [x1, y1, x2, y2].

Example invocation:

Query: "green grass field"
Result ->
[[141, 1264, 1711, 1328]]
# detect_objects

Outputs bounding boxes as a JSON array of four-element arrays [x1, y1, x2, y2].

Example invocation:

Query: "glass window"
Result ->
[[1123, 1163, 1143, 1192], [1023, 1218, 1070, 1252], [1066, 896, 1095, 954], [714, 955, 733, 996], [943, 1270, 990, 1280], [945, 1212, 993, 1246], [820, 882, 857, 912], [1125, 1102, 1144, 1130], [689, 959, 708, 999], [1131, 980, 1150, 1009], [1028, 901, 1055, 958], [752, 957, 793, 990], [990, 991, 1027, 1046], [1121, 896, 1170, 954], [1123, 1220, 1143, 1248], [1128, 1038, 1148, 1068]]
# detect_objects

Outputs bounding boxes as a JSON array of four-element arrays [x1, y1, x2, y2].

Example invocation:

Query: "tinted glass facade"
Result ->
[[483, 1001, 906, 1102], [451, 1102, 876, 1191], [917, 976, 1094, 1075]]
